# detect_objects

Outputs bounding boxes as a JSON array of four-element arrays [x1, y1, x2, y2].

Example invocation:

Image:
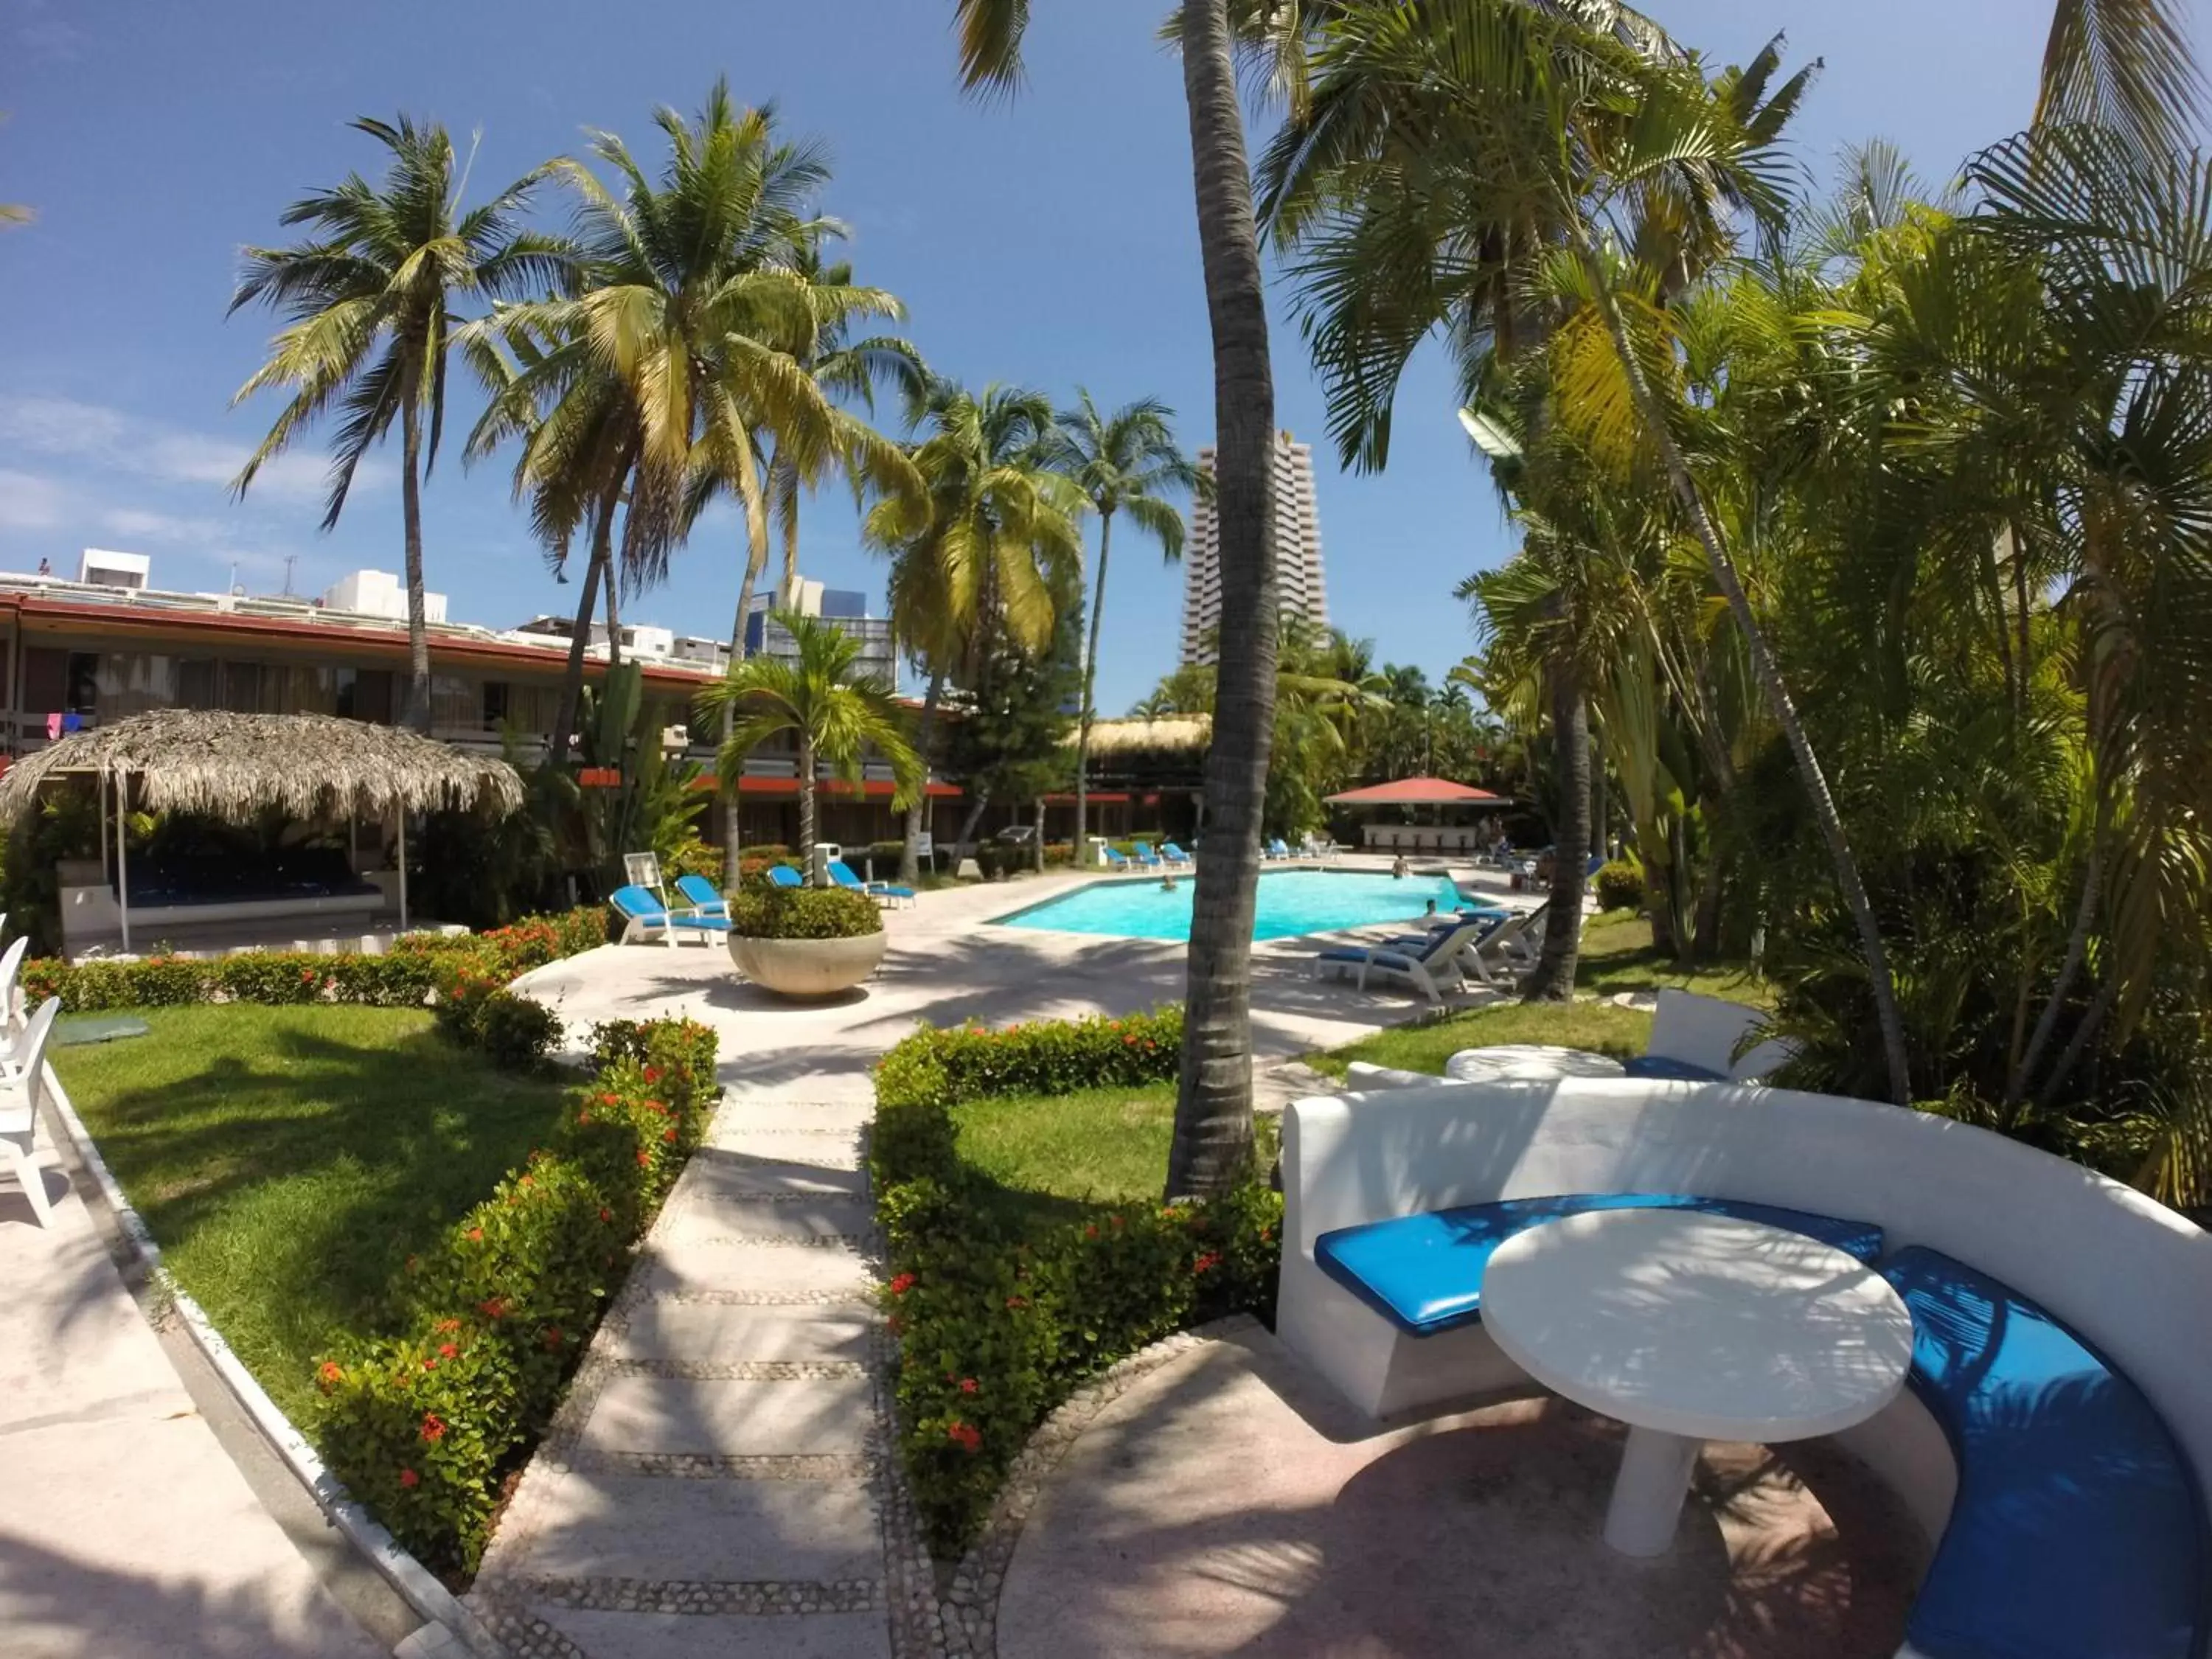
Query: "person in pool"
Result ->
[[1391, 855, 1410, 879], [1161, 872, 1178, 891]]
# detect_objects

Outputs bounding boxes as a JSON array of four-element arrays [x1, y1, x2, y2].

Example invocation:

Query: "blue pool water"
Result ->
[[995, 869, 1467, 943]]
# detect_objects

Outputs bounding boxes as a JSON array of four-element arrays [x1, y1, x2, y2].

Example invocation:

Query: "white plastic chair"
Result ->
[[1, 997, 63, 1228], [0, 935, 28, 1036]]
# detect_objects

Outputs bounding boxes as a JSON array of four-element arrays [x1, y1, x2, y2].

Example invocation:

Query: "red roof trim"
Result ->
[[1324, 776, 1504, 805]]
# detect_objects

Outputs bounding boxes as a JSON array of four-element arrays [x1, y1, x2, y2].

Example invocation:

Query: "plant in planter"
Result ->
[[726, 885, 886, 998]]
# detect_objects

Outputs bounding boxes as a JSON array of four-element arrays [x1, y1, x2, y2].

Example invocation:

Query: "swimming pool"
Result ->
[[994, 868, 1466, 943]]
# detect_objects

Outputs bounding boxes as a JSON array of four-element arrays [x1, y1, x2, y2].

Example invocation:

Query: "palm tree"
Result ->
[[955, 0, 1282, 1199], [760, 231, 930, 616], [868, 378, 1085, 881], [697, 612, 923, 876], [1052, 391, 1197, 853], [230, 116, 567, 730]]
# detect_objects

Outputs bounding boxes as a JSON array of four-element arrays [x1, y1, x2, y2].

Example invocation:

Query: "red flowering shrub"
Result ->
[[870, 1009, 1278, 1557], [313, 1013, 718, 1576]]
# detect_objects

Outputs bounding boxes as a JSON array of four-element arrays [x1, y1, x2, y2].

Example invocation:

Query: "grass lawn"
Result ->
[[953, 1081, 1279, 1235], [52, 1004, 572, 1422], [1305, 912, 1770, 1079]]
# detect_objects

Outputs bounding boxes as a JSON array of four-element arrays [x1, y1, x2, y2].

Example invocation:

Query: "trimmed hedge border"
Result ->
[[18, 905, 609, 1013], [316, 1015, 720, 1576], [21, 907, 608, 1073], [870, 1009, 1281, 1555]]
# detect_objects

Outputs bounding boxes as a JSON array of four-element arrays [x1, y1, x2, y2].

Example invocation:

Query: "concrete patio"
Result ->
[[998, 1324, 1922, 1659], [512, 863, 1517, 1099]]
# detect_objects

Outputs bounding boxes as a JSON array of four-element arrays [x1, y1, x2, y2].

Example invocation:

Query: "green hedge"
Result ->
[[19, 906, 608, 1015], [871, 1007, 1281, 1555], [314, 1015, 718, 1575], [728, 886, 883, 940]]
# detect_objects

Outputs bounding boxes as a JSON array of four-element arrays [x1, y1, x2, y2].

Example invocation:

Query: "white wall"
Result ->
[[321, 568, 448, 624]]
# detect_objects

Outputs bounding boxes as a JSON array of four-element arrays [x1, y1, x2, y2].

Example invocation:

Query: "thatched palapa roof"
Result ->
[[1079, 715, 1211, 756], [0, 709, 525, 826]]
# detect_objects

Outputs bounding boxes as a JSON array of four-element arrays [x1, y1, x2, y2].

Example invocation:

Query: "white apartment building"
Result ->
[[1178, 430, 1329, 666]]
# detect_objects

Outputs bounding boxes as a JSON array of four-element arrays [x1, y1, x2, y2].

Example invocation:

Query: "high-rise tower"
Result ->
[[1178, 430, 1329, 666]]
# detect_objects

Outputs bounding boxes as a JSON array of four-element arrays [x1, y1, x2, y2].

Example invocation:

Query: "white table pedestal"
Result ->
[[1602, 1425, 1702, 1556]]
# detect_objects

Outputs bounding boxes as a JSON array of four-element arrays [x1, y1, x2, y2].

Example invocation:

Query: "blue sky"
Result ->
[[1, 0, 2052, 712]]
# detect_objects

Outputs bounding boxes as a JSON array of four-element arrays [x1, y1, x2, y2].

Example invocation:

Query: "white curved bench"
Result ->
[[1278, 1078, 2212, 1659]]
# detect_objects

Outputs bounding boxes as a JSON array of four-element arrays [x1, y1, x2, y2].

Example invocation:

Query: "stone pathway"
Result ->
[[472, 1070, 900, 1659]]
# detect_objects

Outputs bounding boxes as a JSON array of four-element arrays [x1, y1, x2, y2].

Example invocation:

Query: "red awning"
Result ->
[[1325, 776, 1503, 807]]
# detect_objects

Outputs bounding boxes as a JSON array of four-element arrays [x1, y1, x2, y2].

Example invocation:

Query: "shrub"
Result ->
[[315, 1016, 718, 1575], [1594, 858, 1644, 914], [869, 1006, 1282, 1556], [18, 907, 609, 1031], [727, 886, 882, 940]]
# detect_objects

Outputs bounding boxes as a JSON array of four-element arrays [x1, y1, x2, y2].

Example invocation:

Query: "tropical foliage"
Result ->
[[697, 611, 922, 875], [230, 116, 568, 730], [1264, 0, 2212, 1202]]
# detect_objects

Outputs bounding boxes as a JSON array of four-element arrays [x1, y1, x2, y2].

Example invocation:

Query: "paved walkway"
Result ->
[[474, 869, 1509, 1656], [0, 1128, 387, 1658], [472, 1062, 891, 1659], [997, 1325, 1922, 1659]]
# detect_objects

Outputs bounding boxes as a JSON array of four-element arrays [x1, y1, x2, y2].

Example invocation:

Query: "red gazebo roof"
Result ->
[[1325, 776, 1504, 807]]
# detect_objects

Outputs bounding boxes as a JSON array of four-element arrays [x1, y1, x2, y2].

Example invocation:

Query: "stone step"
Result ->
[[611, 1301, 875, 1366], [580, 1374, 876, 1458], [680, 1150, 868, 1202], [709, 1103, 871, 1141], [497, 1474, 883, 1585], [640, 1241, 877, 1300], [659, 1196, 872, 1246]]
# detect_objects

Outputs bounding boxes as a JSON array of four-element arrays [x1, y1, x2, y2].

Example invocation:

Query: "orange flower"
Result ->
[[419, 1413, 447, 1443], [316, 1360, 343, 1389], [438, 1342, 459, 1360], [467, 1227, 484, 1243], [399, 1467, 420, 1489]]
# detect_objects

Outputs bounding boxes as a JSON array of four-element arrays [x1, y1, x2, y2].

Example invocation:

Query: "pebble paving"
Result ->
[[471, 1077, 903, 1659]]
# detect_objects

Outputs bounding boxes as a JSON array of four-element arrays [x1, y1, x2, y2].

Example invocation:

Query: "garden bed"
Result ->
[[872, 1010, 1281, 1555], [52, 1005, 574, 1425]]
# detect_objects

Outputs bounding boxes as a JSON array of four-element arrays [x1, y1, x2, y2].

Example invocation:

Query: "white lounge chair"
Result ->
[[1621, 988, 1798, 1082], [1311, 914, 1501, 1004], [1, 997, 62, 1228]]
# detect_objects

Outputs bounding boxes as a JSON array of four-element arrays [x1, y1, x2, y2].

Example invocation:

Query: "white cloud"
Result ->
[[97, 506, 229, 543], [0, 470, 66, 530], [0, 395, 386, 502]]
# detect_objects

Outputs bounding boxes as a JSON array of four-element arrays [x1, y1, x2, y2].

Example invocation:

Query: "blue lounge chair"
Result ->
[[1265, 838, 1293, 860], [1160, 842, 1194, 869], [765, 863, 804, 889], [1130, 844, 1164, 869], [610, 883, 729, 947], [827, 858, 915, 907], [1103, 847, 1134, 872], [675, 874, 729, 919]]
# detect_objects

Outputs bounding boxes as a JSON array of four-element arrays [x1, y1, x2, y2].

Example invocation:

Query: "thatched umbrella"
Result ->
[[0, 709, 525, 944]]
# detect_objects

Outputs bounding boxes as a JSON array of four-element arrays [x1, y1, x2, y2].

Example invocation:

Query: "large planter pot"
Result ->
[[728, 930, 886, 998]]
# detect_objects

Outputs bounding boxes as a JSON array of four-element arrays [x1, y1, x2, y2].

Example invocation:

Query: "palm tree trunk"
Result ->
[[398, 392, 434, 733], [1074, 508, 1116, 854], [2010, 849, 2102, 1110], [773, 452, 801, 601], [900, 667, 946, 885], [1167, 0, 1277, 1202], [1033, 797, 1046, 873], [798, 736, 818, 880], [551, 495, 616, 767], [602, 557, 622, 667], [1523, 659, 1588, 1002], [723, 451, 774, 886], [1585, 258, 1912, 1107]]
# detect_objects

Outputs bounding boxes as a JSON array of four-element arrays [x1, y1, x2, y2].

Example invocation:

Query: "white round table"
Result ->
[[1443, 1044, 1627, 1083], [1479, 1209, 1914, 1557]]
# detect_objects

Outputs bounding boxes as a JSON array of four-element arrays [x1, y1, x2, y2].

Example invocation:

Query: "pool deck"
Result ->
[[515, 859, 1527, 1105]]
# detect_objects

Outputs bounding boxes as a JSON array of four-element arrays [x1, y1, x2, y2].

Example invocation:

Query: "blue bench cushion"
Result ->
[[1882, 1246, 2209, 1659], [1315, 1194, 1885, 1338], [1621, 1054, 1731, 1082]]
